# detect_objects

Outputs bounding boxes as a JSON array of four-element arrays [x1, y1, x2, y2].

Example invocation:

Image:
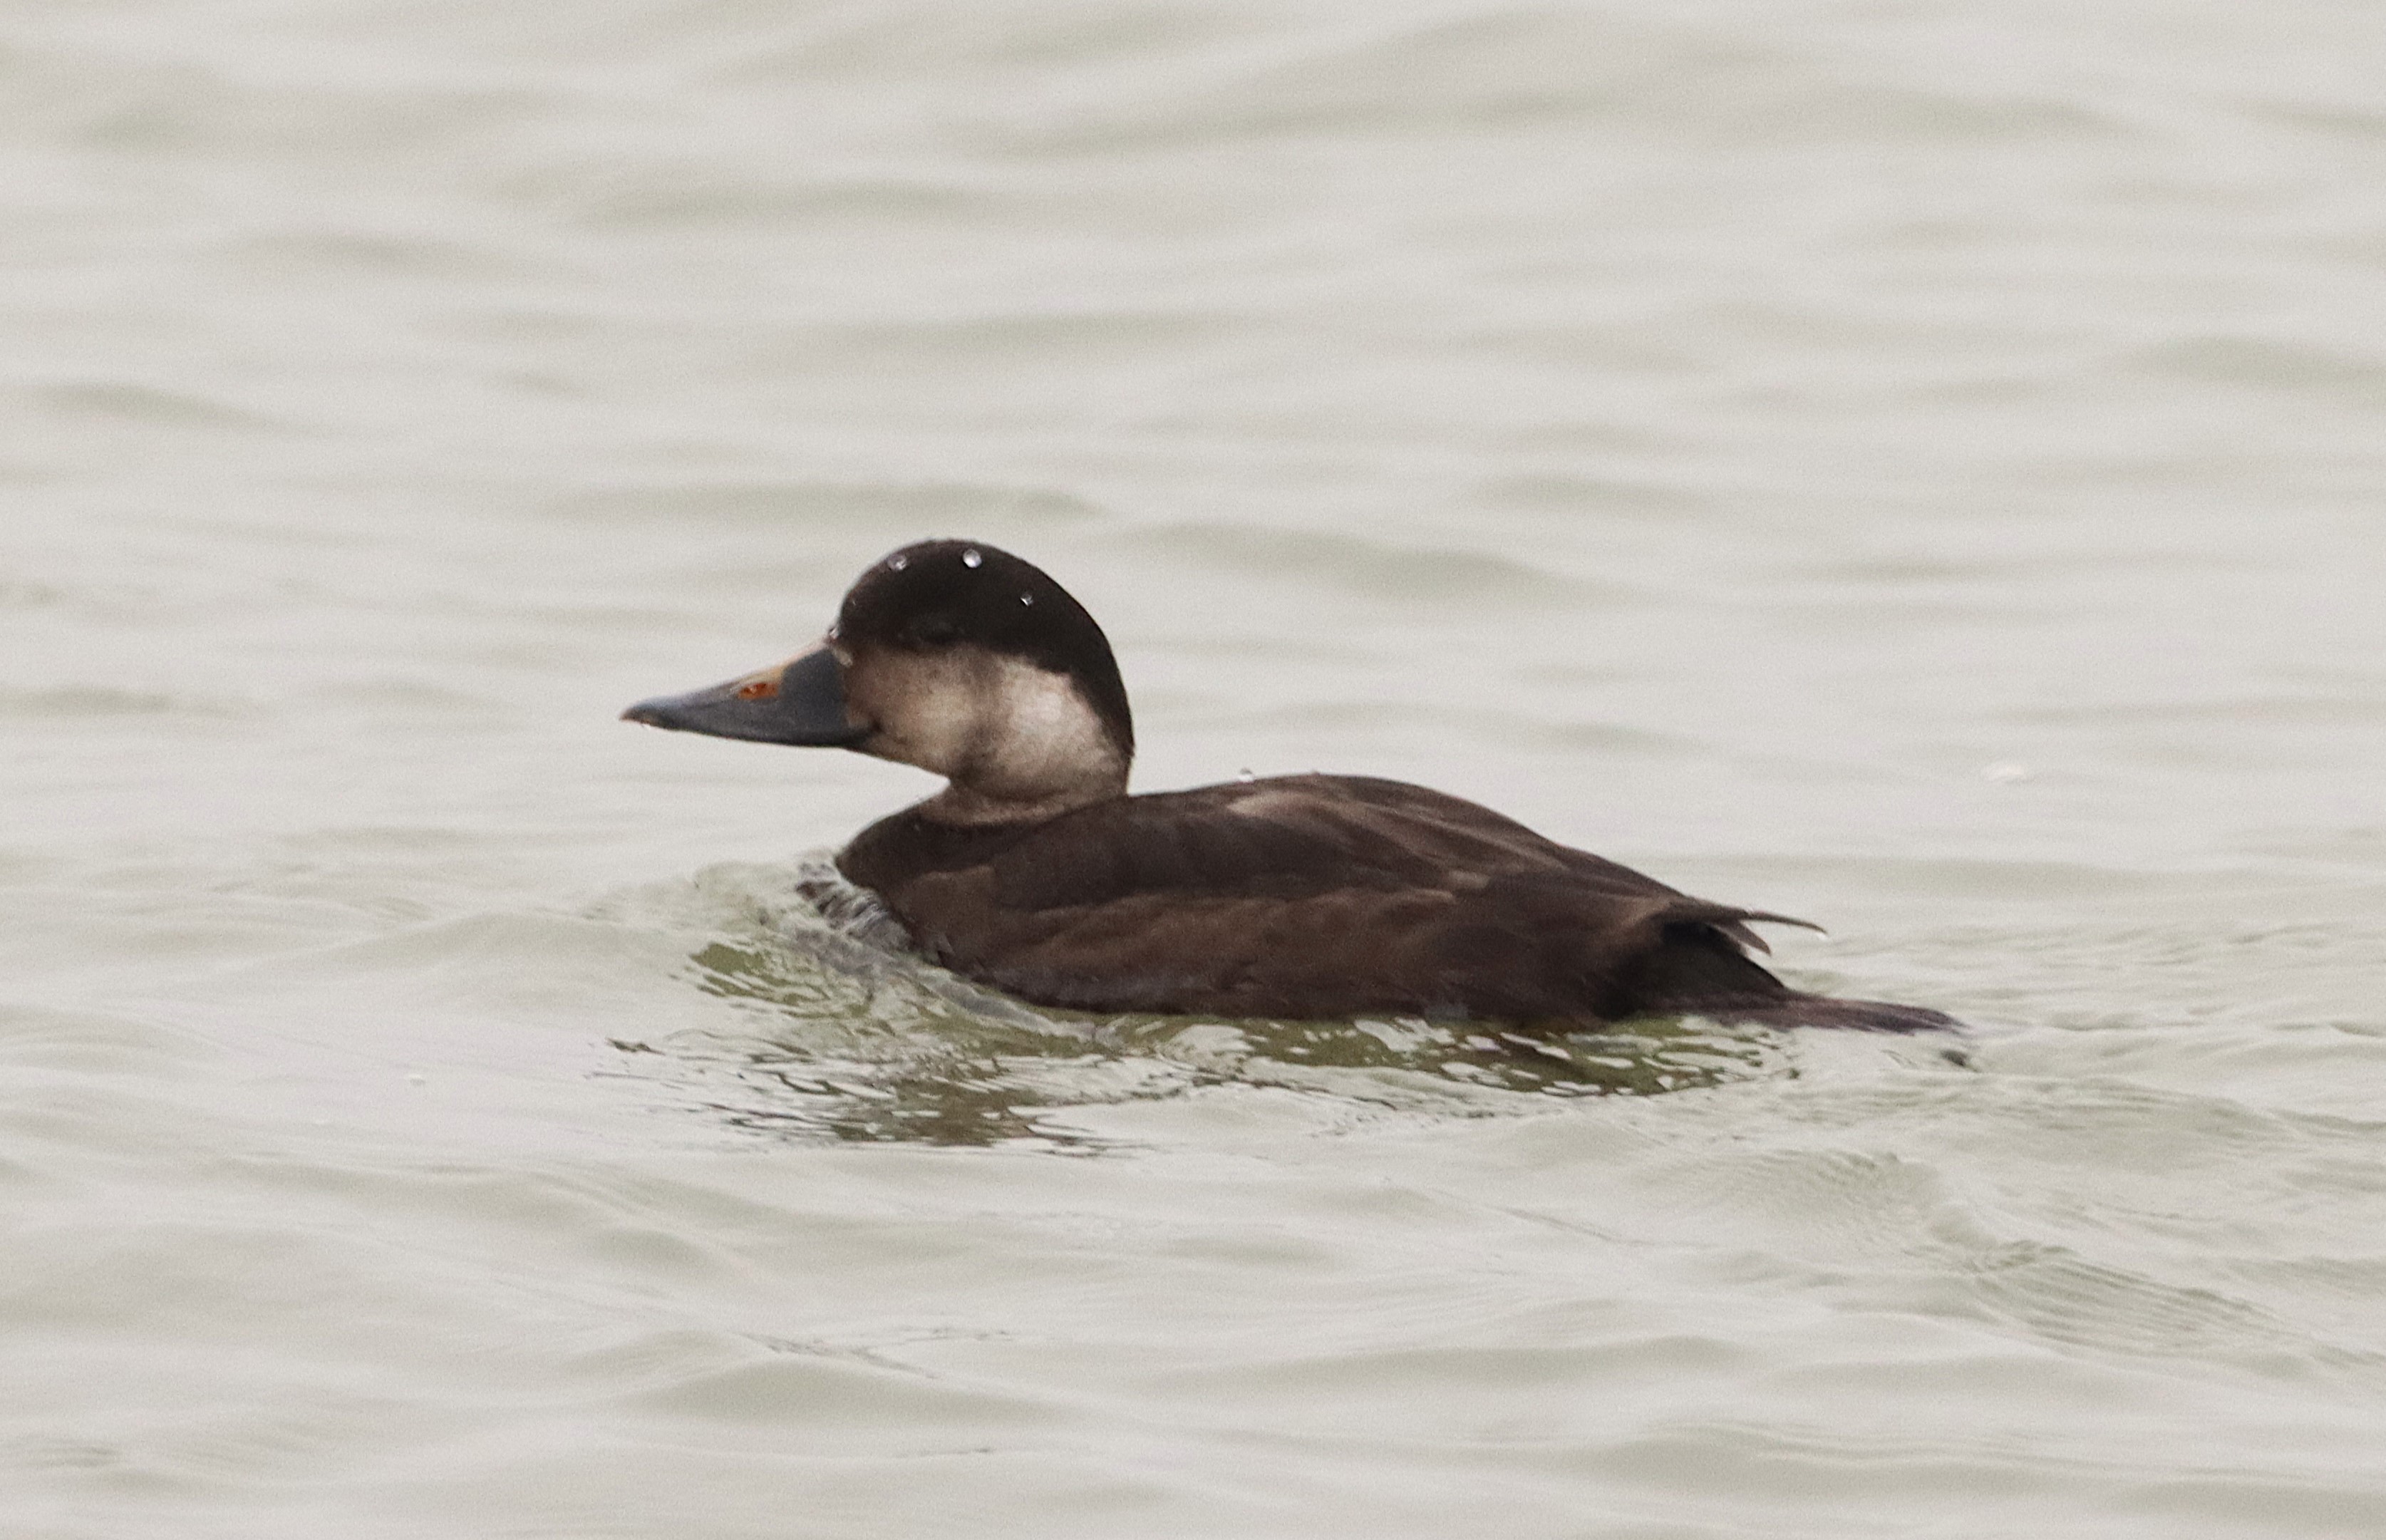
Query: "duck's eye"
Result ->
[[908, 615, 961, 648]]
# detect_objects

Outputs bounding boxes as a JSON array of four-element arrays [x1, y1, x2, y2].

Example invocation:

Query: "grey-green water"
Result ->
[[7, 2, 2386, 1535]]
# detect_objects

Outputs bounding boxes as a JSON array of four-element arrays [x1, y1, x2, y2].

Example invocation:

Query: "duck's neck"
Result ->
[[918, 775, 1127, 827]]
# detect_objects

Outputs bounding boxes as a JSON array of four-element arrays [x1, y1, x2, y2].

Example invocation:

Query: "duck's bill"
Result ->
[[621, 644, 867, 747]]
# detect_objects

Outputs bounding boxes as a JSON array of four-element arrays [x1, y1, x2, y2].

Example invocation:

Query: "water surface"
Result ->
[[6, 2, 2386, 1536]]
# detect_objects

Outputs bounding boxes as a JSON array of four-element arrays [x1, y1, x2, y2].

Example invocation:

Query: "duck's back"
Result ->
[[836, 774, 1946, 1030]]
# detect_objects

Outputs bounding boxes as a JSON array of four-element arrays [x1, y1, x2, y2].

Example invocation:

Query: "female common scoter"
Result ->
[[625, 539, 1953, 1033]]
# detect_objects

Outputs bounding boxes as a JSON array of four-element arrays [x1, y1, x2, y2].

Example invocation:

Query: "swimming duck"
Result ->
[[625, 539, 1953, 1033]]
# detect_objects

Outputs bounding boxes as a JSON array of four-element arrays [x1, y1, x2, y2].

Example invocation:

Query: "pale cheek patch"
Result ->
[[847, 652, 983, 775], [844, 646, 1123, 808], [897, 676, 984, 775], [978, 658, 1121, 795]]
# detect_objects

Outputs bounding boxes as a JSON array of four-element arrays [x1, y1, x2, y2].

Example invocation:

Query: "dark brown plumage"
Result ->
[[626, 540, 1955, 1034], [840, 775, 1948, 1030]]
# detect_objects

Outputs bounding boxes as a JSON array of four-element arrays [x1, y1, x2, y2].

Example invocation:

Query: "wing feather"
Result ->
[[842, 773, 1818, 1022]]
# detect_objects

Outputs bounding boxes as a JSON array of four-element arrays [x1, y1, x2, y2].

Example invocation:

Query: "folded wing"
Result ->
[[845, 774, 1826, 1023]]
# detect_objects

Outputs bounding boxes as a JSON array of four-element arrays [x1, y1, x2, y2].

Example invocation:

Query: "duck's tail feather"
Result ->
[[1713, 908, 1827, 955], [1601, 901, 1953, 1033]]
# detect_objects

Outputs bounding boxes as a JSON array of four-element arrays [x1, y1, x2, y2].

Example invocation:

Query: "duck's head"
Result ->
[[624, 540, 1133, 824]]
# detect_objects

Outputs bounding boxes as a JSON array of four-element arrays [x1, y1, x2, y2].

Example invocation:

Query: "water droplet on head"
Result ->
[[825, 624, 840, 641], [1237, 767, 1256, 783], [1019, 592, 1034, 606], [888, 554, 908, 571], [961, 549, 983, 569]]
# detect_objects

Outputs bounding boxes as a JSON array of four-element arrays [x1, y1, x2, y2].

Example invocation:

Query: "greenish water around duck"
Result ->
[[6, 2, 2386, 1536]]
